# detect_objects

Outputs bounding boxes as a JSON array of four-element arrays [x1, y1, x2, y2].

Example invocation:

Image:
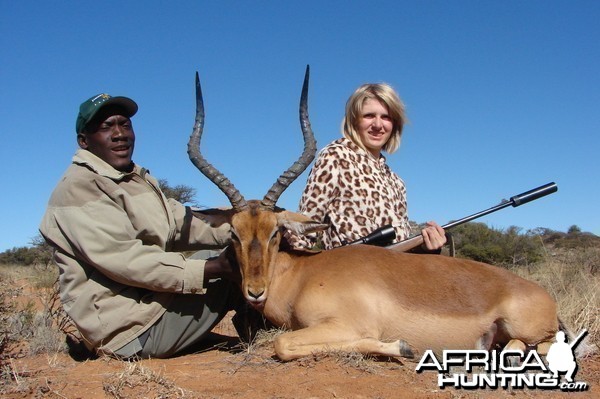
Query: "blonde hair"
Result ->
[[341, 83, 407, 154]]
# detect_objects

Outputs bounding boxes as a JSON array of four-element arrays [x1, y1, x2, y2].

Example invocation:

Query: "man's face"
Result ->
[[78, 107, 135, 172]]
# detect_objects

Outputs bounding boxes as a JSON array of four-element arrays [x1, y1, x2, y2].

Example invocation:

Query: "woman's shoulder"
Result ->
[[318, 138, 360, 159]]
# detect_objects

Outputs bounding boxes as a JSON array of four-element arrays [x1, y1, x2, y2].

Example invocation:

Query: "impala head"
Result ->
[[188, 66, 326, 306], [227, 201, 325, 306]]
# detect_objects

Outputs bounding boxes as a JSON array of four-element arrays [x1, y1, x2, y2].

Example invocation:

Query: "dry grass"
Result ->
[[0, 264, 66, 373], [103, 361, 194, 399], [223, 326, 402, 375], [0, 263, 57, 289], [510, 247, 600, 353], [0, 357, 34, 395], [224, 327, 283, 374], [296, 349, 403, 374]]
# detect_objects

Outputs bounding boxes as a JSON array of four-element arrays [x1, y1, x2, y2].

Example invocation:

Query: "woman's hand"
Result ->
[[420, 221, 447, 251]]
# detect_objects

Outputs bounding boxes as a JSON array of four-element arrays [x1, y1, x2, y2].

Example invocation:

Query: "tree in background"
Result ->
[[158, 179, 197, 205], [568, 225, 582, 235], [0, 235, 53, 267]]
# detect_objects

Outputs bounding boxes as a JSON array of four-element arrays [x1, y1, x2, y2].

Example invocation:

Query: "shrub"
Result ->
[[445, 222, 544, 266]]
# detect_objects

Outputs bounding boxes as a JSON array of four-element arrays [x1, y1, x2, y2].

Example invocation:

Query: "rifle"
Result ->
[[347, 182, 558, 251]]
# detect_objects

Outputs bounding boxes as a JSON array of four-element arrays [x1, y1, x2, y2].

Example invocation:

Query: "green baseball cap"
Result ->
[[75, 93, 138, 133]]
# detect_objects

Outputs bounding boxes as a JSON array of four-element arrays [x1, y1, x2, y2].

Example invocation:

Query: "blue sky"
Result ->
[[1, 1, 599, 251]]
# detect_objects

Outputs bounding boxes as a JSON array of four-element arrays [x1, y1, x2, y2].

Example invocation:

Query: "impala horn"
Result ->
[[187, 71, 248, 211], [187, 65, 316, 212], [261, 65, 316, 210]]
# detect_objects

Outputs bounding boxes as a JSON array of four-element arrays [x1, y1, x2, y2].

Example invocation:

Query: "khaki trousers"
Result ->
[[114, 249, 239, 359]]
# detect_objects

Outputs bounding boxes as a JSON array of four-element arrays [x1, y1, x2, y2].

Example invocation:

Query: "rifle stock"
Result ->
[[386, 235, 424, 253], [386, 182, 558, 253]]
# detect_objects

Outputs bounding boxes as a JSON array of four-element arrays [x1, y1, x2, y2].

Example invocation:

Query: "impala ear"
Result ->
[[277, 211, 328, 235], [191, 207, 235, 227]]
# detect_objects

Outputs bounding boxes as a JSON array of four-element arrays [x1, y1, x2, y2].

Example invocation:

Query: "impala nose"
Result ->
[[246, 289, 266, 310], [247, 288, 265, 301]]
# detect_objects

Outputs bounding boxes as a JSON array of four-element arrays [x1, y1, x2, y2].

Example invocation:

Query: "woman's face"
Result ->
[[356, 98, 393, 158]]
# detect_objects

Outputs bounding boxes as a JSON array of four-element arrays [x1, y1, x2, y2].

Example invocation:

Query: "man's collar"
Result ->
[[73, 149, 139, 180]]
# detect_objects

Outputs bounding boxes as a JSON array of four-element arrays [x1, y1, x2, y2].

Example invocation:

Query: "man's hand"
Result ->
[[203, 247, 241, 284]]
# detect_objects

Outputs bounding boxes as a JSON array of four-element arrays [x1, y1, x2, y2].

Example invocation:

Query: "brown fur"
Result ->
[[218, 202, 559, 361]]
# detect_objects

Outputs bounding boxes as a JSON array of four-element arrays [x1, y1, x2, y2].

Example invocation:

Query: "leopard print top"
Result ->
[[293, 137, 411, 249]]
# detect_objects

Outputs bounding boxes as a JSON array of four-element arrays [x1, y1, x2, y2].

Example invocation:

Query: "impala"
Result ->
[[188, 66, 560, 361]]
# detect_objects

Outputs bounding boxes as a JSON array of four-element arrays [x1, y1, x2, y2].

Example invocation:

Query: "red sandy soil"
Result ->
[[2, 281, 598, 398], [3, 322, 599, 399]]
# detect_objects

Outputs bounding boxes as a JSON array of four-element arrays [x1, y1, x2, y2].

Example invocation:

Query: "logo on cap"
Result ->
[[90, 93, 112, 104]]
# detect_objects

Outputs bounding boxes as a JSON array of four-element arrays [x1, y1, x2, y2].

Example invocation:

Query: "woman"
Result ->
[[295, 83, 446, 251]]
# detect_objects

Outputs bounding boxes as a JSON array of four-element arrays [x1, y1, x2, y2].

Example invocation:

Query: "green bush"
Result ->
[[448, 222, 544, 266], [0, 234, 53, 267]]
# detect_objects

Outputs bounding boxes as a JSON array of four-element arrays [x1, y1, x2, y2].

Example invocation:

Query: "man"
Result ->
[[40, 93, 244, 359]]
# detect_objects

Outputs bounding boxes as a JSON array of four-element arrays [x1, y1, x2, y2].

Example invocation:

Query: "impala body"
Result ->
[[189, 66, 559, 361]]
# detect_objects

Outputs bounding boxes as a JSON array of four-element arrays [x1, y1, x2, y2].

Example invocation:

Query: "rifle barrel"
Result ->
[[387, 182, 558, 251], [442, 182, 557, 230]]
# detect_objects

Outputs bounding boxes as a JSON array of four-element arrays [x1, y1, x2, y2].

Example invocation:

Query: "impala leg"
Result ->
[[502, 335, 558, 367], [502, 339, 527, 367], [476, 322, 498, 350], [503, 339, 526, 352], [273, 324, 413, 361], [536, 340, 553, 356]]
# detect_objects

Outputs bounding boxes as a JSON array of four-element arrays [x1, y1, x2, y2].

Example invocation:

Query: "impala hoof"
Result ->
[[399, 340, 414, 358]]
